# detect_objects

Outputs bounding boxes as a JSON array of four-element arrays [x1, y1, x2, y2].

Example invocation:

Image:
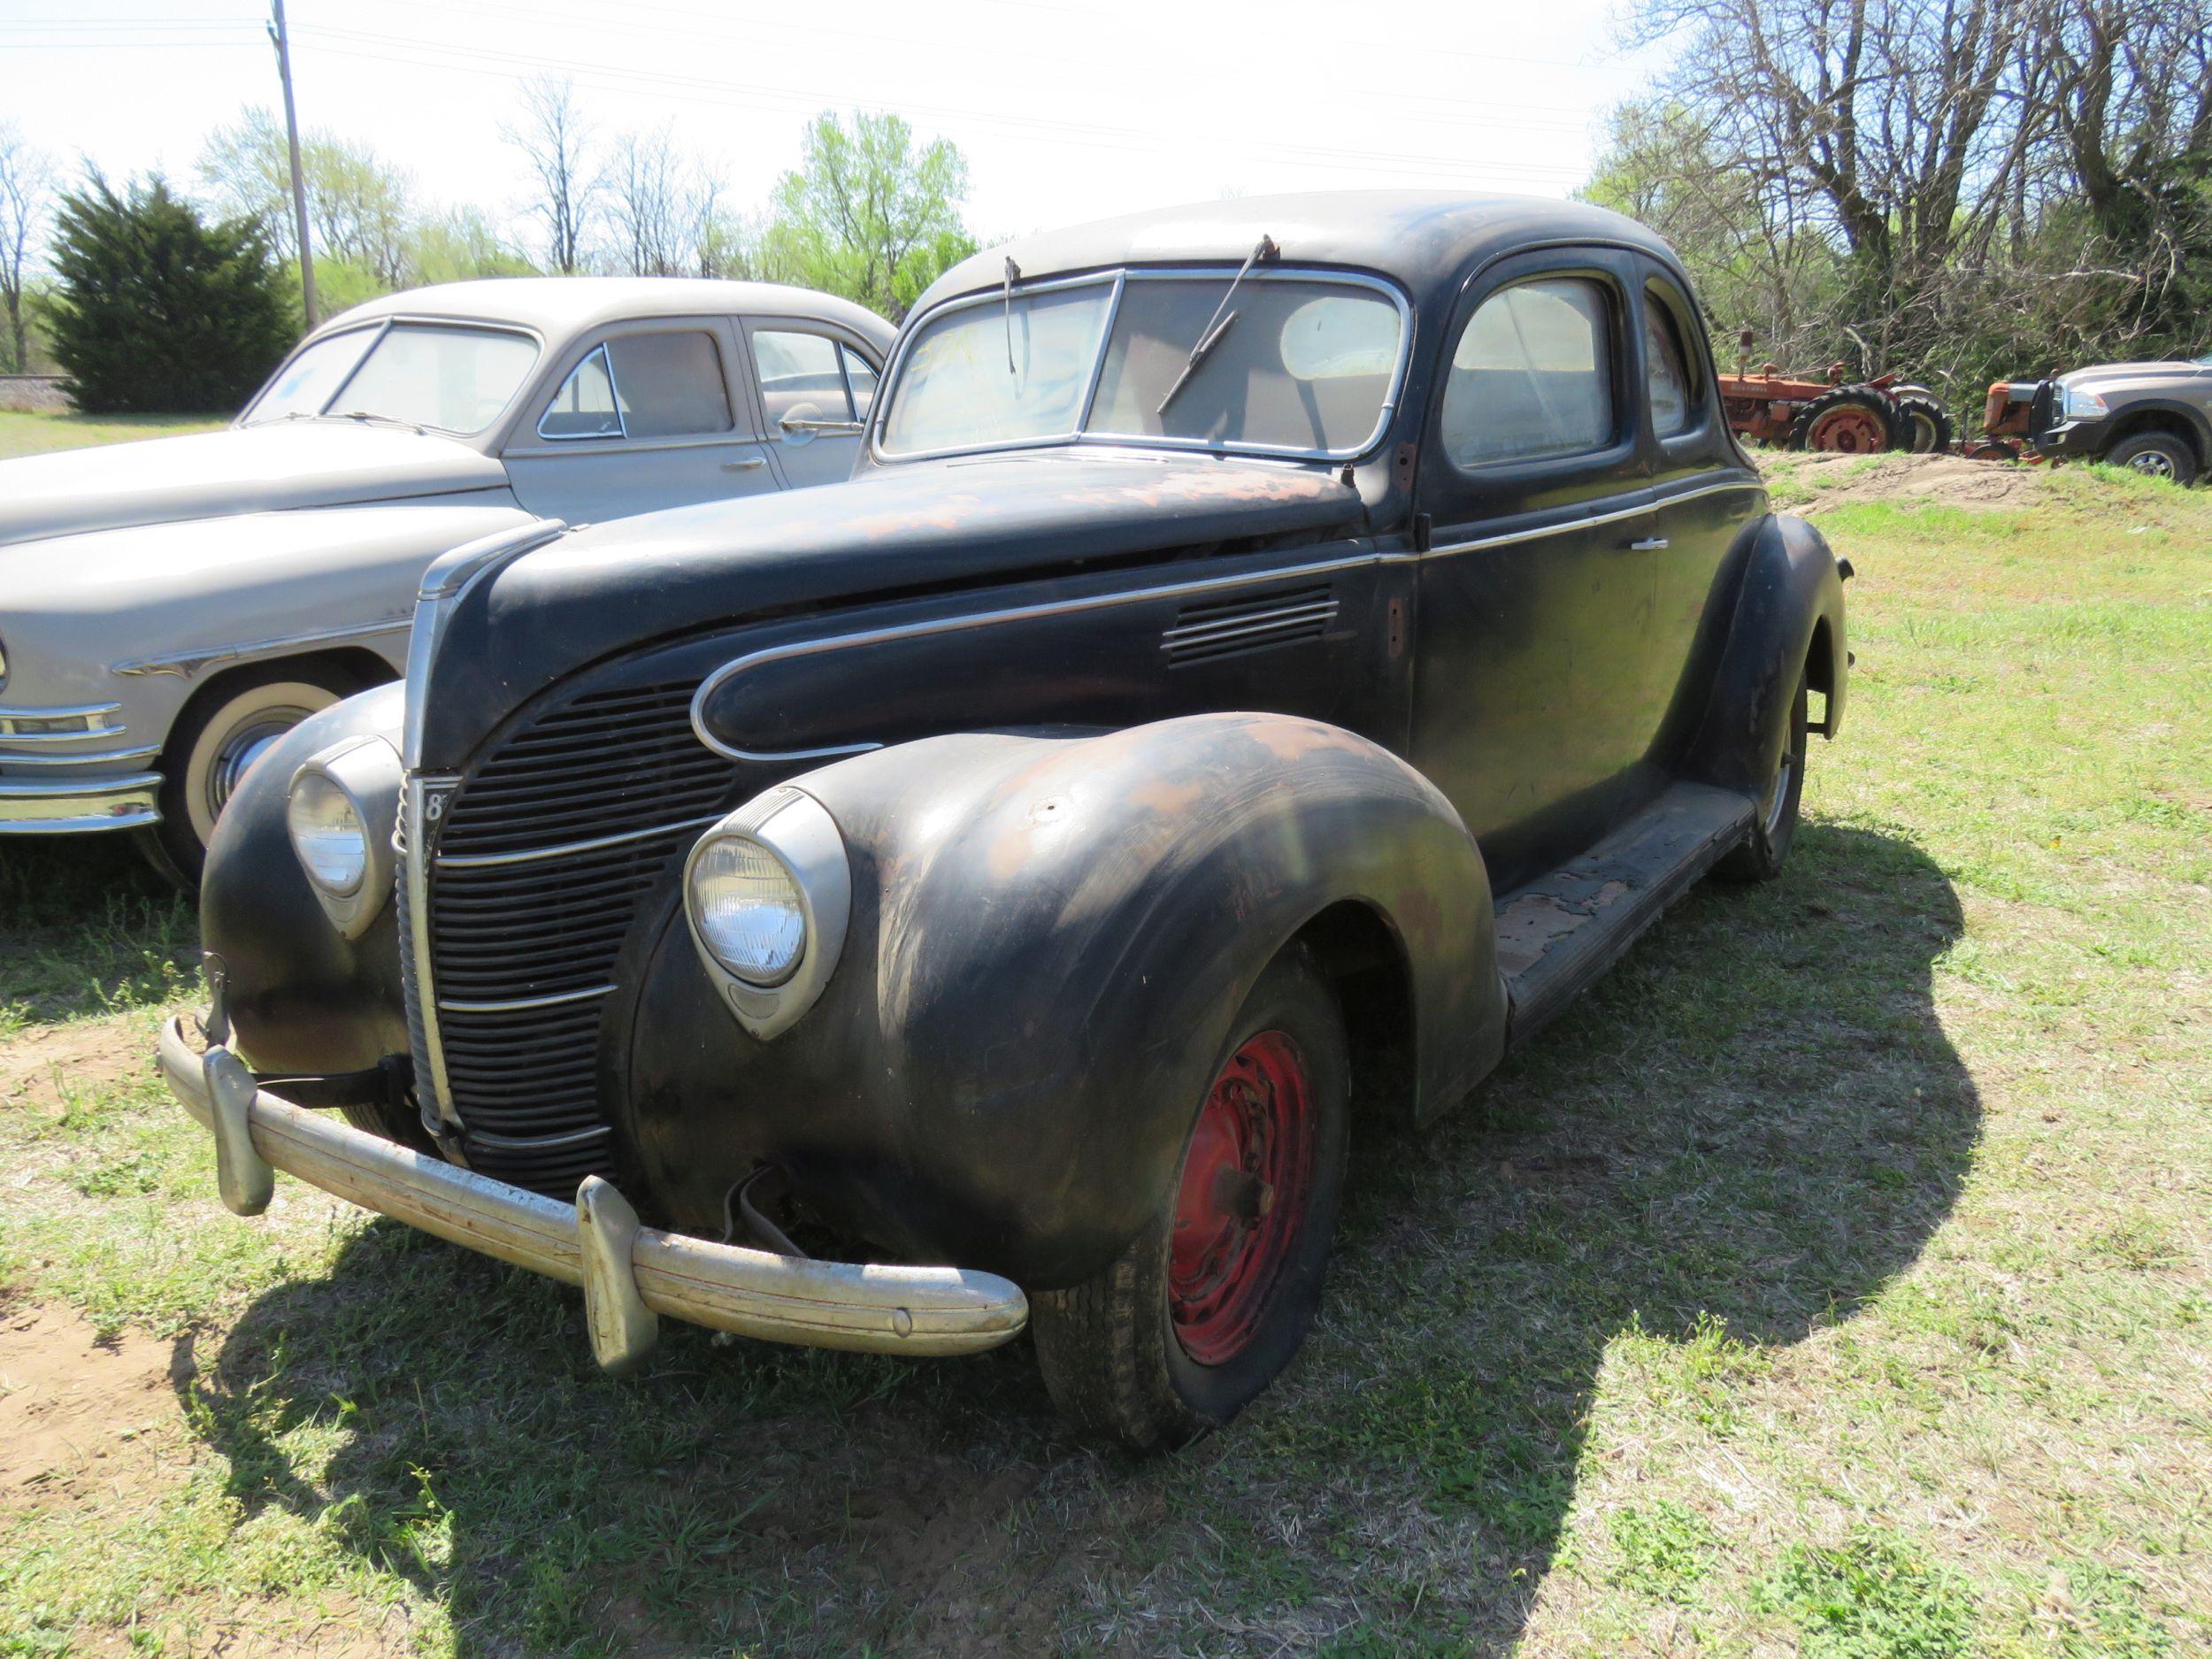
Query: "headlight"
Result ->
[[287, 770, 368, 895], [285, 735, 400, 939], [684, 787, 851, 1040], [2062, 384, 2108, 420], [689, 836, 807, 984]]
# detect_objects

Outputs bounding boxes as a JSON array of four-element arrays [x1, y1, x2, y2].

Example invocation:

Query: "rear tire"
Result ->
[[1788, 387, 1897, 453], [1716, 667, 1809, 882], [150, 664, 358, 887], [1892, 394, 1954, 454], [1031, 945, 1350, 1454], [2105, 432, 2197, 486]]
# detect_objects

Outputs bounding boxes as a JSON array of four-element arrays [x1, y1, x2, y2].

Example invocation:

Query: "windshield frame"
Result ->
[[872, 264, 1414, 466], [239, 315, 544, 438]]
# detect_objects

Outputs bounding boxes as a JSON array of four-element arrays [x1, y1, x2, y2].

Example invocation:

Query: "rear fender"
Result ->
[[1684, 512, 1847, 798], [616, 712, 1503, 1286]]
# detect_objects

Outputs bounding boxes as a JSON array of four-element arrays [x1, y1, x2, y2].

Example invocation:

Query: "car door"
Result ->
[[1633, 265, 1764, 763], [1408, 250, 1663, 895], [743, 322, 879, 490], [502, 318, 781, 523]]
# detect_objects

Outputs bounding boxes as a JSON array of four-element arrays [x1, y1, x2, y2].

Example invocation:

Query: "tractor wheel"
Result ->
[[1891, 394, 1955, 454], [1788, 387, 1897, 454]]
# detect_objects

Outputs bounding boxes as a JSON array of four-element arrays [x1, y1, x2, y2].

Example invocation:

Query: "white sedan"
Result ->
[[0, 276, 892, 879]]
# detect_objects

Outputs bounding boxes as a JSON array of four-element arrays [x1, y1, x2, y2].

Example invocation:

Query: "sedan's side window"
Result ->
[[1441, 277, 1615, 467], [1643, 284, 1701, 438], [755, 331, 854, 425], [536, 330, 734, 442], [841, 344, 879, 419]]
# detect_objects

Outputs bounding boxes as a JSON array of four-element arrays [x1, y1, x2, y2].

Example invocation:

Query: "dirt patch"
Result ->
[[0, 1298, 194, 1502], [1774, 450, 2054, 513], [0, 1015, 150, 1115]]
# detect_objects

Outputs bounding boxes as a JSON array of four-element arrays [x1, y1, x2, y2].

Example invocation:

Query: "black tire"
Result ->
[[1031, 944, 1351, 1454], [147, 662, 365, 888], [1891, 393, 1954, 454], [1787, 387, 1897, 454], [1717, 668, 1809, 882], [2105, 431, 2198, 486]]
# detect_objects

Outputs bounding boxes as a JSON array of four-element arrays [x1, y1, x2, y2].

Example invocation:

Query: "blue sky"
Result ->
[[2, 0, 1678, 250]]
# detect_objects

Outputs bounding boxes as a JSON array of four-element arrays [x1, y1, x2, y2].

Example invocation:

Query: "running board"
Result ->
[[1494, 781, 1755, 1047]]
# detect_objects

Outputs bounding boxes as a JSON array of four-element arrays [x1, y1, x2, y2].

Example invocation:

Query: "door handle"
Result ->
[[779, 416, 865, 436], [1626, 536, 1670, 551], [722, 456, 767, 472]]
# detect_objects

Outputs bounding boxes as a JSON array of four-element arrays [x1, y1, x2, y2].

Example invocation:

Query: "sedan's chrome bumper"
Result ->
[[0, 769, 162, 833], [156, 1016, 1029, 1369]]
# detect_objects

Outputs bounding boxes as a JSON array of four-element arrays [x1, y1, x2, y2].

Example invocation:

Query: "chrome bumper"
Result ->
[[156, 1016, 1028, 1368], [0, 768, 162, 833]]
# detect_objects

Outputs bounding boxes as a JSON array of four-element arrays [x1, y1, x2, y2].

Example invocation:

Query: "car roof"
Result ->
[[314, 277, 895, 348], [916, 190, 1678, 318]]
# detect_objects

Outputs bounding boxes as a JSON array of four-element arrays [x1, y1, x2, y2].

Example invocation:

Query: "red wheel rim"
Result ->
[[1168, 1029, 1315, 1365], [1808, 404, 1887, 452]]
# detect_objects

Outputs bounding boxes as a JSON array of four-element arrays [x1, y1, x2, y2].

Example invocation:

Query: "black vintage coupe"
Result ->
[[163, 193, 1850, 1451]]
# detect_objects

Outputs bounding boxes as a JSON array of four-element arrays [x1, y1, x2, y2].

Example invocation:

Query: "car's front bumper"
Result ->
[[0, 701, 162, 833], [2029, 417, 2110, 460], [156, 1015, 1030, 1369]]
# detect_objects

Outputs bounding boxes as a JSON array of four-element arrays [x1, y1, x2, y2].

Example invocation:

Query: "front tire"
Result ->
[[1031, 945, 1350, 1453], [1717, 667, 1809, 882], [147, 666, 353, 887], [2105, 432, 2197, 486]]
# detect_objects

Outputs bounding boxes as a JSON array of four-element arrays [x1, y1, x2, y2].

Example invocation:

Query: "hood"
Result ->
[[0, 421, 510, 548], [2060, 360, 2208, 392], [418, 449, 1368, 768]]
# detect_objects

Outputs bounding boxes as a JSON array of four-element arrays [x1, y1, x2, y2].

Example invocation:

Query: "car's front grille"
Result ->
[[418, 680, 742, 1196]]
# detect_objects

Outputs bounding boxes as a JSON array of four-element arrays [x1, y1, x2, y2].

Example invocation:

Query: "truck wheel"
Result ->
[[1892, 394, 1954, 454], [1031, 944, 1350, 1453], [1717, 667, 1809, 882], [1788, 388, 1896, 453], [2105, 432, 2197, 486], [145, 665, 353, 887]]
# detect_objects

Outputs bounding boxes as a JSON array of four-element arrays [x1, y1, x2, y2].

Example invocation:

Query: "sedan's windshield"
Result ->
[[879, 272, 1404, 460], [242, 323, 539, 434]]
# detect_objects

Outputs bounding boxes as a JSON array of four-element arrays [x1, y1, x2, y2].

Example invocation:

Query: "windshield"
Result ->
[[878, 272, 1405, 460], [243, 323, 539, 434]]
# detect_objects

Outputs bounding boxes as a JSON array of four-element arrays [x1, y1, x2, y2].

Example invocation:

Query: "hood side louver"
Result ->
[[1163, 583, 1338, 667]]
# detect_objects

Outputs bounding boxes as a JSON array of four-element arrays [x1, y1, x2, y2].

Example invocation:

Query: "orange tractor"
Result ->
[[1719, 358, 1956, 454]]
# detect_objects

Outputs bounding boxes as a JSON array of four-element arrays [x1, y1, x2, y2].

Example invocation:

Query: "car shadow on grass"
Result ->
[[175, 821, 1974, 1657], [0, 835, 196, 1020]]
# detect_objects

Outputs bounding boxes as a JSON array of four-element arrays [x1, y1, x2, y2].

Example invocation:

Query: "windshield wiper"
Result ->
[[1002, 257, 1021, 373], [329, 409, 426, 434], [1156, 233, 1277, 417]]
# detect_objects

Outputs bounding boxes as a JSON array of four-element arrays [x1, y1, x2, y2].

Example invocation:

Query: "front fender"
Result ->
[[1684, 511, 1847, 798], [613, 713, 1502, 1287], [201, 682, 410, 1077]]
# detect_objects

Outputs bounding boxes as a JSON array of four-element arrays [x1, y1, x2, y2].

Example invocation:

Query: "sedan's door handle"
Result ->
[[722, 456, 767, 472], [779, 416, 865, 436], [1626, 536, 1671, 551]]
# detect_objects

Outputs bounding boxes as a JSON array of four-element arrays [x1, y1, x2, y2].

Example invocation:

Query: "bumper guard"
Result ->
[[157, 1017, 1028, 1370]]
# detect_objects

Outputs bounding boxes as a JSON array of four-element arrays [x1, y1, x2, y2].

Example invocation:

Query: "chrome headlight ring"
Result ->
[[683, 787, 851, 1041], [285, 734, 400, 939]]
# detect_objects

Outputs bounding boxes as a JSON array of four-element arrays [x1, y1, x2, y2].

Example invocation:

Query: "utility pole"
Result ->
[[267, 0, 317, 327]]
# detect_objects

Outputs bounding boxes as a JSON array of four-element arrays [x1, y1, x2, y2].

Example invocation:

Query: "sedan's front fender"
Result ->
[[611, 713, 1504, 1287]]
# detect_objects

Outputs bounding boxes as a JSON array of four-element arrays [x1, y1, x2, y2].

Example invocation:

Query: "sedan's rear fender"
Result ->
[[1684, 511, 1848, 799], [614, 712, 1504, 1288]]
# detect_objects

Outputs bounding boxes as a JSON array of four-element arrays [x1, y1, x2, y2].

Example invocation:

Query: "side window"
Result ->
[[754, 331, 853, 425], [1440, 277, 1615, 467], [840, 344, 879, 419], [539, 346, 623, 439], [1643, 284, 1701, 438], [536, 331, 733, 441]]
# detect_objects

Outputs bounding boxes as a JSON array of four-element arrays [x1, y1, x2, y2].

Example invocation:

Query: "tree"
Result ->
[[504, 77, 598, 275], [405, 206, 536, 284], [606, 125, 694, 277], [47, 174, 293, 413], [0, 122, 53, 372], [199, 109, 413, 291], [763, 110, 976, 319]]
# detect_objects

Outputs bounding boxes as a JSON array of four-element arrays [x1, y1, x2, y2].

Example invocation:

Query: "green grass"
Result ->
[[1, 457, 2207, 1655], [0, 409, 228, 459]]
